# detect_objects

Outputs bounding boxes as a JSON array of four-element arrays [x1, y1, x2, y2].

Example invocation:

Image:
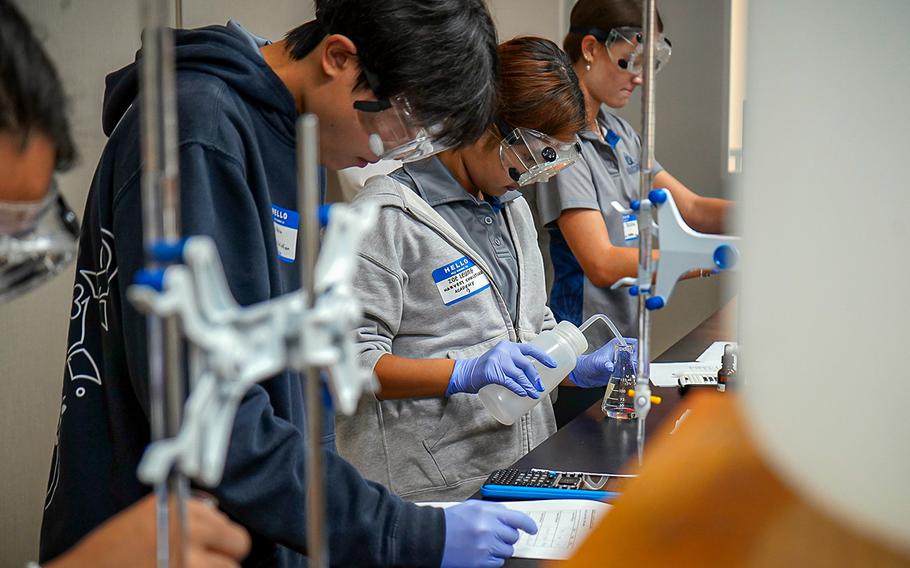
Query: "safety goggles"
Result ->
[[0, 181, 80, 302], [572, 25, 672, 75], [353, 67, 450, 163], [497, 122, 580, 187]]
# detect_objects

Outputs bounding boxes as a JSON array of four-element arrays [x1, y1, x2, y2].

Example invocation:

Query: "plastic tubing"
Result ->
[[578, 313, 628, 347]]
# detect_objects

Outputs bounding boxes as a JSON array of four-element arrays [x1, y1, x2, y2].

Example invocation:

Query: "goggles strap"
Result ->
[[495, 118, 523, 182], [353, 99, 391, 112], [493, 116, 516, 140], [353, 64, 392, 112]]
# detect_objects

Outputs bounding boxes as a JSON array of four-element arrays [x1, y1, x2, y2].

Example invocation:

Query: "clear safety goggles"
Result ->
[[0, 181, 80, 302], [605, 26, 672, 75], [355, 93, 451, 163], [571, 25, 672, 75], [353, 62, 450, 163], [497, 124, 580, 187]]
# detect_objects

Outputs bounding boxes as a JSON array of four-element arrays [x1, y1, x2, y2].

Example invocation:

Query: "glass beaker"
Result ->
[[601, 343, 638, 420]]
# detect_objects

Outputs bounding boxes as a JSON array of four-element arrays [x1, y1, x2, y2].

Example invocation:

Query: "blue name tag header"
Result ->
[[432, 256, 491, 306], [272, 204, 300, 229]]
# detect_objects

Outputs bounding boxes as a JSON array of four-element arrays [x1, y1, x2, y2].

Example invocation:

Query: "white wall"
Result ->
[[0, 3, 313, 565], [181, 0, 313, 38], [487, 0, 570, 43]]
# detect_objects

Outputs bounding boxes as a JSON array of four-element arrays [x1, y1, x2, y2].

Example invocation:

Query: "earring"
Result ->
[[584, 56, 592, 71]]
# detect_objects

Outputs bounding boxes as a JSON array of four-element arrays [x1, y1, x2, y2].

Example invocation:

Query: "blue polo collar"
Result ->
[[579, 108, 621, 149]]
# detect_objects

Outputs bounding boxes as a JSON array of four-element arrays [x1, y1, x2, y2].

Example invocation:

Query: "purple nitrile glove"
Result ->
[[569, 337, 639, 388], [447, 341, 557, 398], [441, 500, 538, 568]]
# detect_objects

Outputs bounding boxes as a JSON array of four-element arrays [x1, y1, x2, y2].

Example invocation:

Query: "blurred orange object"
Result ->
[[555, 391, 910, 567]]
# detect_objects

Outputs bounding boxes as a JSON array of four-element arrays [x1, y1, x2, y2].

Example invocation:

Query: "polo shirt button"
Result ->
[[494, 237, 502, 246], [484, 216, 493, 225]]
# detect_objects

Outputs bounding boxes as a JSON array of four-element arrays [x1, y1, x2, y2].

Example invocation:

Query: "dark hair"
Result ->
[[0, 0, 76, 171], [284, 0, 498, 148], [497, 37, 586, 141], [563, 0, 664, 63]]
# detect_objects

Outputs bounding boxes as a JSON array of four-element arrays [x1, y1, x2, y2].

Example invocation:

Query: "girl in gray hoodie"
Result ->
[[338, 37, 636, 501]]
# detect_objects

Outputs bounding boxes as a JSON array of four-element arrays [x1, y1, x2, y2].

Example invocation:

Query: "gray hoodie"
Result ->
[[336, 175, 558, 501]]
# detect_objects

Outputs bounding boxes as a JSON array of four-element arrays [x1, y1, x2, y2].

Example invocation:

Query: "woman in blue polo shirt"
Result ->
[[535, 0, 735, 420]]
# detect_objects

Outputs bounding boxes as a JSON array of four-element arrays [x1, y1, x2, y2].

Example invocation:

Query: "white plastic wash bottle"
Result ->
[[478, 321, 588, 426]]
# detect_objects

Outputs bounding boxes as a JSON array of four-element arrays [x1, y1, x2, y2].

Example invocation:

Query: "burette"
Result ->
[[632, 0, 660, 465]]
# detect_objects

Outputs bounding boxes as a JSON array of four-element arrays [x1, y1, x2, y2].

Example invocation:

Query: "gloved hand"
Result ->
[[447, 341, 557, 398], [569, 337, 638, 388], [441, 500, 538, 568]]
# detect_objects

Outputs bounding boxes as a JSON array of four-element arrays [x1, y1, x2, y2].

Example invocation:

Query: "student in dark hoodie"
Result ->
[[40, 2, 536, 566]]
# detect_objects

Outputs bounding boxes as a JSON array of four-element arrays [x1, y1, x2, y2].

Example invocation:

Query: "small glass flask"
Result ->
[[601, 343, 638, 420]]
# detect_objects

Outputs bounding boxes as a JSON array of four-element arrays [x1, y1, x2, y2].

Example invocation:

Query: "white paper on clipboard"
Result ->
[[416, 499, 611, 560]]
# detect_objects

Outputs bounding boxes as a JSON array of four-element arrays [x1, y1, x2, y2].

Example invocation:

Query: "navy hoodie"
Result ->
[[39, 24, 444, 566]]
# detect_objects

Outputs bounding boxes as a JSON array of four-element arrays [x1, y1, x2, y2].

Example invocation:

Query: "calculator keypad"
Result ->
[[485, 468, 583, 490]]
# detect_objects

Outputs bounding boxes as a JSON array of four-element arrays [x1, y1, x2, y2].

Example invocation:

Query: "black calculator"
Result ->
[[480, 468, 632, 501]]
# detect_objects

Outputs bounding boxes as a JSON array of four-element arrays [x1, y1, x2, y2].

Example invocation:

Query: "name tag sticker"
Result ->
[[272, 204, 299, 263], [432, 257, 491, 306], [622, 214, 639, 241]]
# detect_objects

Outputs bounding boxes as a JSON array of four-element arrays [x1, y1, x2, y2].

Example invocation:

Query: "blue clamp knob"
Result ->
[[630, 199, 641, 211], [648, 188, 668, 205], [318, 204, 332, 228], [629, 285, 640, 297], [150, 238, 188, 263], [713, 244, 739, 270], [645, 296, 665, 310], [134, 268, 166, 291]]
